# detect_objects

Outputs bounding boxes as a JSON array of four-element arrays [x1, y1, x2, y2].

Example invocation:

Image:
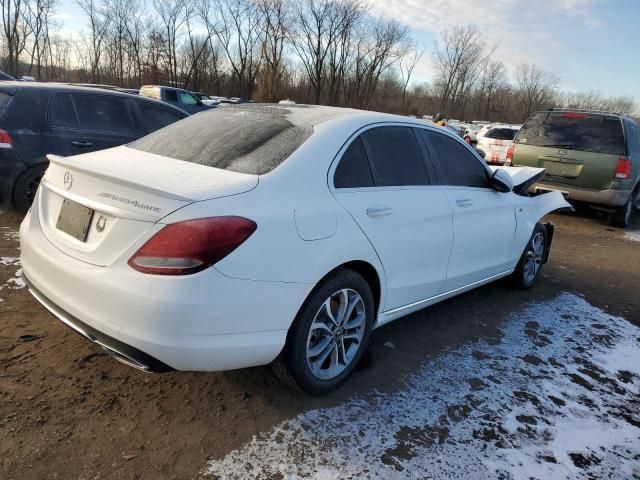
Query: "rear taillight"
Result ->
[[0, 129, 12, 148], [506, 143, 515, 165], [614, 157, 632, 179], [128, 216, 257, 275]]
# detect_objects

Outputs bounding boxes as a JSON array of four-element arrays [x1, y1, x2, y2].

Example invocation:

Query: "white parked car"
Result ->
[[20, 106, 569, 394], [476, 124, 521, 165]]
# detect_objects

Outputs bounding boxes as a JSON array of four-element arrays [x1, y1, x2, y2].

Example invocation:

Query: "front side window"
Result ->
[[179, 91, 198, 105], [334, 137, 374, 188], [361, 126, 429, 187], [425, 131, 489, 188]]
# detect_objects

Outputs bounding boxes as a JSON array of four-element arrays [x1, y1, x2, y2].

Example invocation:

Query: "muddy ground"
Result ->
[[1, 209, 639, 480]]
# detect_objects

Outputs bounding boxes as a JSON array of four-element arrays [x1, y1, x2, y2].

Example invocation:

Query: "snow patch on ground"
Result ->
[[201, 293, 640, 480], [0, 230, 24, 300], [624, 231, 640, 242]]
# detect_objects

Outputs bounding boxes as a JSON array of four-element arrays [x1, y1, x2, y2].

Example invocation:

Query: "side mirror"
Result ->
[[490, 168, 514, 193]]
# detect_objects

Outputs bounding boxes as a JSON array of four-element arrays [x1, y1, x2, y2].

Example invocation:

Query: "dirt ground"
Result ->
[[0, 209, 639, 480]]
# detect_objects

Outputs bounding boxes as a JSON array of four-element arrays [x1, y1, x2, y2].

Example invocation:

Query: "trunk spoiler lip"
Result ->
[[47, 153, 195, 203]]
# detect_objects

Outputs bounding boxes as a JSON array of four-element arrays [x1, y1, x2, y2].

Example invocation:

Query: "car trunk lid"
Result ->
[[37, 146, 259, 266]]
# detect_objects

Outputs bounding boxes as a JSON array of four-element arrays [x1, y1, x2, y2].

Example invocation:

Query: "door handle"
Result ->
[[366, 205, 393, 217], [456, 198, 473, 208], [70, 141, 93, 147]]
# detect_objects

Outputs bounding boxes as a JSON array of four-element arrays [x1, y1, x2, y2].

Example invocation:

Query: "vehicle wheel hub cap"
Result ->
[[523, 232, 545, 284], [306, 288, 366, 380]]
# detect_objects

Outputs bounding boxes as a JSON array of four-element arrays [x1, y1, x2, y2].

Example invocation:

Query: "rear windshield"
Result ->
[[128, 106, 313, 174], [516, 112, 625, 155], [485, 128, 518, 140]]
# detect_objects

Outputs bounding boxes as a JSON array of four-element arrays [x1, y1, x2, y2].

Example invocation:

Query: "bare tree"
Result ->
[[76, 0, 111, 82], [515, 63, 559, 118], [153, 0, 190, 86], [292, 0, 356, 105], [399, 44, 422, 113], [200, 0, 263, 98], [433, 25, 492, 117], [2, 0, 30, 74], [256, 0, 290, 101]]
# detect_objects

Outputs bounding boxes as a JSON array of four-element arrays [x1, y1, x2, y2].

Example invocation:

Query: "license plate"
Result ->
[[56, 199, 94, 242]]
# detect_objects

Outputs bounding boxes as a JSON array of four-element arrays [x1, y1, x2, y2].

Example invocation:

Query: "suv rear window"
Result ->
[[128, 106, 313, 174], [485, 128, 517, 140], [517, 112, 625, 155]]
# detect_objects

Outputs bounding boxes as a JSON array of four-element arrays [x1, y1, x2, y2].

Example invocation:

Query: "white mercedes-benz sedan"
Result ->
[[20, 105, 570, 394]]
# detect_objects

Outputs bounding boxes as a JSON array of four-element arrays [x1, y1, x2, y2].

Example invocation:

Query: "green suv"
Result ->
[[509, 109, 640, 227]]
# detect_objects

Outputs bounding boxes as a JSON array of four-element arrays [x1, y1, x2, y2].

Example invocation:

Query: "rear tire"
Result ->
[[13, 164, 47, 214], [277, 269, 374, 395], [609, 188, 638, 228], [512, 223, 547, 289]]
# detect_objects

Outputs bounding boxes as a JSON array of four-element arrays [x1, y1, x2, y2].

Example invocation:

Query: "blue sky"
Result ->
[[56, 0, 639, 101]]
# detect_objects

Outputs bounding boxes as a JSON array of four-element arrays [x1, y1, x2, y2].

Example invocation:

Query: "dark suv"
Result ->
[[510, 109, 640, 227], [0, 82, 189, 213]]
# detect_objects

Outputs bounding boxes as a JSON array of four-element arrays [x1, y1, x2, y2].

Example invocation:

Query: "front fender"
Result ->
[[513, 191, 571, 266]]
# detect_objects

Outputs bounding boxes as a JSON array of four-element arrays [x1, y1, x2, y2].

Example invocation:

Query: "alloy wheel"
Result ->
[[305, 288, 366, 380], [523, 232, 545, 285]]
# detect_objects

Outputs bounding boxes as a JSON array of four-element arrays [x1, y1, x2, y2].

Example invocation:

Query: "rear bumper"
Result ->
[[19, 206, 313, 372], [532, 182, 631, 209], [24, 274, 174, 372]]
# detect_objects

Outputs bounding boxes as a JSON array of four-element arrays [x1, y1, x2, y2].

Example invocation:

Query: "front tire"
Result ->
[[512, 223, 547, 289], [279, 269, 374, 395]]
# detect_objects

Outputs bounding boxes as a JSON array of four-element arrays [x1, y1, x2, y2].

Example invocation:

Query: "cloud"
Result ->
[[367, 0, 601, 82]]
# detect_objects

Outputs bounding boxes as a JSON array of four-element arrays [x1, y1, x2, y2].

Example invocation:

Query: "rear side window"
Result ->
[[425, 131, 489, 188], [517, 112, 625, 155], [334, 137, 374, 188], [485, 128, 518, 140], [136, 101, 185, 133], [49, 94, 78, 128], [0, 92, 12, 109], [0, 91, 14, 118], [164, 90, 178, 102], [128, 106, 312, 174], [361, 126, 429, 187], [73, 95, 135, 134]]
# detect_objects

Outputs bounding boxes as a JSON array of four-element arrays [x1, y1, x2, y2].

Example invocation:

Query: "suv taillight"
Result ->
[[505, 143, 515, 165], [614, 157, 632, 179], [0, 129, 12, 148], [128, 217, 257, 275]]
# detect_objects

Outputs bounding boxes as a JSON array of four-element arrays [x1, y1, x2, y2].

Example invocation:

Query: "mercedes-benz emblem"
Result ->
[[63, 171, 73, 190]]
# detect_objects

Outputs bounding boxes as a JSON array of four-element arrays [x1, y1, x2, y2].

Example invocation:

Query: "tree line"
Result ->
[[1, 0, 637, 122]]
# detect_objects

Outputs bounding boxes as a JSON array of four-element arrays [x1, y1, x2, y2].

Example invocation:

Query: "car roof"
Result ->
[[0, 81, 189, 115], [208, 103, 437, 130]]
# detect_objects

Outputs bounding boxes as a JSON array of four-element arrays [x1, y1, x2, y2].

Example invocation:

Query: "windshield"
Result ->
[[516, 112, 625, 155], [128, 106, 313, 175]]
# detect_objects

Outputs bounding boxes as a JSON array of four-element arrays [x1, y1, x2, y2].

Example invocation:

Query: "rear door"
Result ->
[[48, 92, 140, 156], [422, 130, 517, 291], [331, 126, 454, 311], [512, 112, 625, 190]]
